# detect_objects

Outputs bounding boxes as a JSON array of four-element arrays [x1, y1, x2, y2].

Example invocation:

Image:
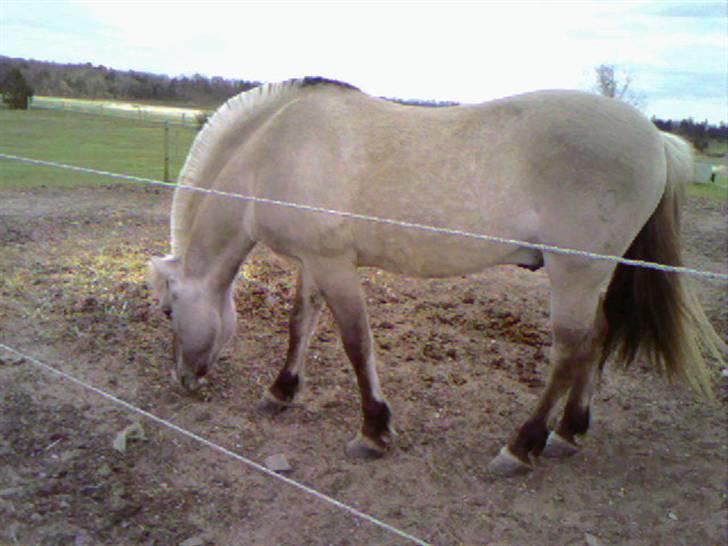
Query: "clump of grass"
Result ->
[[687, 182, 728, 202]]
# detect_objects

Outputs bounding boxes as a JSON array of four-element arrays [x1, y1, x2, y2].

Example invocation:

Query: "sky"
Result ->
[[1, 0, 726, 123]]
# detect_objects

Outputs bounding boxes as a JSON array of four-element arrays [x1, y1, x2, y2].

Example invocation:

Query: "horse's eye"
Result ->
[[163, 308, 172, 319]]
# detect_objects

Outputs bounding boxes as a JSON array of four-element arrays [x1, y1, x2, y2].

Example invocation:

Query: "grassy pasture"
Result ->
[[0, 108, 197, 188], [31, 96, 208, 126], [0, 100, 725, 202]]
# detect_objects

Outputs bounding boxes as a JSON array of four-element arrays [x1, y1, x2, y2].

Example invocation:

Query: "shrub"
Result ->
[[1, 67, 34, 109]]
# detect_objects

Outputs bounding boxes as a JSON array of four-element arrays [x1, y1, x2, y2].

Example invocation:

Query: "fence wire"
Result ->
[[1, 152, 726, 282], [2, 106, 724, 546], [0, 341, 434, 546]]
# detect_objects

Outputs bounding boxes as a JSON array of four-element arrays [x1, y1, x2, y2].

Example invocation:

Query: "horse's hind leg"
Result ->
[[489, 263, 608, 476], [542, 362, 600, 458], [306, 257, 393, 458], [544, 290, 607, 458], [259, 266, 324, 413]]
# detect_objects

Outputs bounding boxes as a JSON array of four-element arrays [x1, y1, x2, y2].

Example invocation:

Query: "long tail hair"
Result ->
[[600, 133, 724, 397]]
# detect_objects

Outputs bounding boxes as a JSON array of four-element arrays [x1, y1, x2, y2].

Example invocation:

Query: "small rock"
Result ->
[[113, 422, 146, 453], [96, 463, 112, 477], [264, 453, 292, 474], [584, 533, 601, 546], [668, 512, 678, 521], [179, 536, 206, 546]]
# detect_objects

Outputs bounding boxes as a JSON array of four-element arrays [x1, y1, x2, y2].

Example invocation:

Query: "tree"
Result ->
[[593, 64, 646, 111], [0, 67, 34, 109]]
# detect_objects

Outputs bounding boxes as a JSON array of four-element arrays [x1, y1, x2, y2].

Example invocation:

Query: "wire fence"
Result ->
[[0, 108, 726, 545], [29, 95, 208, 128], [0, 341, 433, 546], [2, 152, 727, 282]]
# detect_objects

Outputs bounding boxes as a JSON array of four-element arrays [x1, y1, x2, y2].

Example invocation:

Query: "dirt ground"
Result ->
[[0, 184, 726, 546]]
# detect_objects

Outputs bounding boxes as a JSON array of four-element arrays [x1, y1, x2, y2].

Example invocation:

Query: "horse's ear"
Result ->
[[147, 255, 180, 304]]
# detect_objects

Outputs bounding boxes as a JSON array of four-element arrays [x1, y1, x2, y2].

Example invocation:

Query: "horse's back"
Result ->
[[242, 86, 668, 275]]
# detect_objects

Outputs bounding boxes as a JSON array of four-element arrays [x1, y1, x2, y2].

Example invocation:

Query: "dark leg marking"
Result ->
[[361, 400, 393, 448], [510, 417, 549, 462], [557, 402, 591, 440], [262, 268, 323, 411], [309, 261, 393, 457], [269, 369, 300, 403]]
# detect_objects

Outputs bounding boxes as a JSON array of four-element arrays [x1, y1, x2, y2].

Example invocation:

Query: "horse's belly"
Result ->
[[354, 230, 519, 278]]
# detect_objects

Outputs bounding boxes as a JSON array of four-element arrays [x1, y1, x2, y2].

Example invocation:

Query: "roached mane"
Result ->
[[169, 77, 360, 257]]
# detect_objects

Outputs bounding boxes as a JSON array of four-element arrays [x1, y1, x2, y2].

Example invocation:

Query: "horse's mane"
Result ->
[[170, 77, 359, 256]]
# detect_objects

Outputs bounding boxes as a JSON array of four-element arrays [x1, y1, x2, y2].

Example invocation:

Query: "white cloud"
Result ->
[[3, 0, 725, 121]]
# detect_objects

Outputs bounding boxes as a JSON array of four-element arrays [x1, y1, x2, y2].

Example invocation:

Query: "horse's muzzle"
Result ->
[[171, 365, 207, 393]]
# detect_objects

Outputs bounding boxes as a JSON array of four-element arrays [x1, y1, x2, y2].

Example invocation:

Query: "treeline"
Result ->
[[652, 118, 726, 154], [0, 56, 260, 107], [0, 56, 459, 109], [2, 56, 727, 150]]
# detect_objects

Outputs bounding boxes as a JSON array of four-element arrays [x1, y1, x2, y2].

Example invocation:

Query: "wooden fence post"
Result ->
[[163, 122, 170, 182]]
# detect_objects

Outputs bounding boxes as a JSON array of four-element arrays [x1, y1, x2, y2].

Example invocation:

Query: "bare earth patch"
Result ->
[[1, 184, 726, 545]]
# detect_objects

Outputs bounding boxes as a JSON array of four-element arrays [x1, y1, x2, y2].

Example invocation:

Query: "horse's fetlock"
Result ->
[[561, 403, 591, 437], [270, 370, 301, 403], [362, 399, 393, 445], [512, 418, 549, 459]]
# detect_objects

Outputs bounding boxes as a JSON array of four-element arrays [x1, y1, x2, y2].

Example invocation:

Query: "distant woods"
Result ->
[[1, 56, 725, 151], [591, 63, 725, 152], [0, 56, 260, 108]]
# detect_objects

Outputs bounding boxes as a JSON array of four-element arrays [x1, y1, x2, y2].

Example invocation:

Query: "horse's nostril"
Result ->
[[195, 365, 208, 378]]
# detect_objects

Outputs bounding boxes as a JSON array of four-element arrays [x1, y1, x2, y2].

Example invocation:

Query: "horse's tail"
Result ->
[[600, 132, 724, 397]]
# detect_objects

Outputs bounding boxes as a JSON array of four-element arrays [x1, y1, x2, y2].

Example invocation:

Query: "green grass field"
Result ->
[[686, 181, 727, 201], [31, 96, 208, 126], [0, 108, 197, 188], [0, 102, 725, 203]]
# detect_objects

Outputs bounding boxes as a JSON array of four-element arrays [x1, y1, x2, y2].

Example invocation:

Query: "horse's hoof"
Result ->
[[542, 431, 579, 458], [257, 392, 291, 416], [346, 433, 387, 459], [487, 446, 532, 477]]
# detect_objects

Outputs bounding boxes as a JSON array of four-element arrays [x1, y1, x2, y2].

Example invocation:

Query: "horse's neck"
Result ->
[[172, 84, 304, 256], [183, 230, 253, 296]]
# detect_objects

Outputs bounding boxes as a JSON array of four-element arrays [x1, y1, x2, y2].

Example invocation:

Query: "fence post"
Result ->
[[163, 122, 170, 182]]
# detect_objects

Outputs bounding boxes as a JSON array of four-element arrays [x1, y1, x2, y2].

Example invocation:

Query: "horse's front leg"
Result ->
[[308, 257, 394, 458], [259, 267, 324, 413]]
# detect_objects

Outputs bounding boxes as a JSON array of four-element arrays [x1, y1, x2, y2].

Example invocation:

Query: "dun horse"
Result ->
[[149, 78, 722, 476]]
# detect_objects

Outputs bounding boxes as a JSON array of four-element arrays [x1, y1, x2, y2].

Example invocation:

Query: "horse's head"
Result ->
[[148, 255, 236, 392]]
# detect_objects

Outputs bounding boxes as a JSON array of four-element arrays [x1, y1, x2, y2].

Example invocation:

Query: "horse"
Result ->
[[148, 77, 723, 476]]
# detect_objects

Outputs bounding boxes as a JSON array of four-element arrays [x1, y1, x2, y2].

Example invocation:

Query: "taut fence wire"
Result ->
[[1, 152, 726, 282], [1, 147, 725, 545], [0, 341, 434, 546]]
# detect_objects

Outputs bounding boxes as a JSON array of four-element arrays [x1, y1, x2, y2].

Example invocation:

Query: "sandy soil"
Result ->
[[0, 184, 726, 546]]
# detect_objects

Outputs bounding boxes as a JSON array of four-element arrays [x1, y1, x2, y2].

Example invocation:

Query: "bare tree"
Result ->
[[593, 64, 646, 111]]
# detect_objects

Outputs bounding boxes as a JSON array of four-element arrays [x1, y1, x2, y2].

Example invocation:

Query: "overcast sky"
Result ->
[[1, 0, 726, 122]]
